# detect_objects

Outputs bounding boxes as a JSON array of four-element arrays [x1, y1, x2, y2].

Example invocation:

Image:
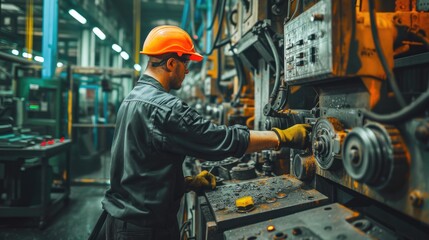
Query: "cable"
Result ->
[[226, 0, 245, 105], [216, 42, 224, 97], [232, 51, 245, 105], [192, 0, 227, 56], [361, 89, 429, 123], [368, 0, 406, 107], [215, 37, 231, 48], [286, 0, 300, 22], [264, 30, 281, 106], [179, 219, 192, 240], [206, 0, 221, 31]]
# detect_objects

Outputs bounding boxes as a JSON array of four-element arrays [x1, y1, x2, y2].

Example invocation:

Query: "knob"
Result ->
[[311, 13, 324, 21]]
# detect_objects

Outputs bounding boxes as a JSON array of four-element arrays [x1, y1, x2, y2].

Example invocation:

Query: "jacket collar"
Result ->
[[138, 74, 166, 92]]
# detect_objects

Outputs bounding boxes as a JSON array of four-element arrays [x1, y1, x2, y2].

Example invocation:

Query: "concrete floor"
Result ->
[[0, 185, 107, 240]]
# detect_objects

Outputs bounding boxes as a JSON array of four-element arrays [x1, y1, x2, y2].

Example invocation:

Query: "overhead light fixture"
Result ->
[[112, 44, 122, 53], [57, 62, 64, 67], [23, 52, 32, 59], [134, 64, 142, 71], [120, 51, 129, 60], [92, 27, 106, 40], [11, 49, 19, 55], [34, 56, 44, 63], [68, 9, 87, 24]]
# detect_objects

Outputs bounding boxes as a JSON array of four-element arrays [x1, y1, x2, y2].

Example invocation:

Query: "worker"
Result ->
[[101, 25, 312, 240]]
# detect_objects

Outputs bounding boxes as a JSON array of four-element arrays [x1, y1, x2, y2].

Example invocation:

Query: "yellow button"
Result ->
[[267, 225, 276, 232], [235, 196, 254, 208]]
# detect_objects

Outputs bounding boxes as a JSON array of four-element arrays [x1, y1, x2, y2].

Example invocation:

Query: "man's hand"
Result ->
[[184, 170, 216, 192], [272, 124, 312, 149]]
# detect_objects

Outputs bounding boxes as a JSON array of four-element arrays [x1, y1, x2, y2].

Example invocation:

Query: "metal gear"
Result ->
[[311, 117, 347, 170], [342, 122, 409, 191]]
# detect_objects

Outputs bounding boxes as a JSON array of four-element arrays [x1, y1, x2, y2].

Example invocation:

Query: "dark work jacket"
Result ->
[[102, 75, 250, 228]]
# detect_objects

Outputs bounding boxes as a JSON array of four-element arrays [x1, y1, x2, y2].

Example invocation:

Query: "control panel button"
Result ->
[[296, 52, 304, 58], [308, 33, 317, 40], [296, 60, 305, 66], [267, 225, 276, 232], [311, 13, 324, 21]]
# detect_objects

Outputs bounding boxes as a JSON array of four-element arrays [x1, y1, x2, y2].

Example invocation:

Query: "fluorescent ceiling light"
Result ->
[[2, 4, 21, 12], [57, 62, 64, 67], [134, 64, 142, 71], [120, 51, 129, 60], [92, 27, 106, 40], [34, 56, 44, 63], [68, 9, 87, 24], [23, 52, 32, 58], [11, 49, 19, 55], [112, 44, 122, 53]]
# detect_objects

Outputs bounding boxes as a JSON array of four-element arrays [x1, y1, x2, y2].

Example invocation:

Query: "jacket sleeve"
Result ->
[[161, 100, 250, 160]]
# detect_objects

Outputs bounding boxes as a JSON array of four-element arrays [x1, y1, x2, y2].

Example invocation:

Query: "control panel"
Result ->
[[283, 0, 395, 85]]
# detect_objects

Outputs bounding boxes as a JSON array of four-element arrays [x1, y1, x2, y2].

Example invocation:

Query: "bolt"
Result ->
[[415, 121, 429, 143], [409, 190, 424, 208], [314, 141, 322, 151]]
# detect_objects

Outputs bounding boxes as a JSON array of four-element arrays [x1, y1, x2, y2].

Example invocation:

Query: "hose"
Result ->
[[232, 51, 245, 105], [264, 30, 281, 106], [361, 89, 429, 123]]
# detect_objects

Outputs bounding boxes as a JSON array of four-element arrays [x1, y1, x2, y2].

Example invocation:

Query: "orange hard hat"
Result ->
[[140, 25, 203, 62]]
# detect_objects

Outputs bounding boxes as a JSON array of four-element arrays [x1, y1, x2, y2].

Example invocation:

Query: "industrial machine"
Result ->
[[183, 0, 429, 239]]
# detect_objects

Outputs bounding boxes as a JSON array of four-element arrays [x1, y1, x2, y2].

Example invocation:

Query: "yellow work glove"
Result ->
[[272, 124, 312, 150], [184, 170, 216, 192]]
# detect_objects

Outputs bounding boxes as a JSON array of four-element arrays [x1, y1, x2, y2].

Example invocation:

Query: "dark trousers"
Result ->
[[105, 214, 180, 240]]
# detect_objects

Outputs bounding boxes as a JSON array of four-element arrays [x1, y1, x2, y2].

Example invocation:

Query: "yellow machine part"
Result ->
[[235, 196, 254, 208]]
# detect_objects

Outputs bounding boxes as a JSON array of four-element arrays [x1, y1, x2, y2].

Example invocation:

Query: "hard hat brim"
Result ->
[[189, 52, 203, 62], [140, 51, 203, 62]]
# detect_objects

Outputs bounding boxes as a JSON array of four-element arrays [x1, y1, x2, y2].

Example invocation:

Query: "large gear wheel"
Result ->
[[311, 117, 347, 170], [342, 122, 409, 191]]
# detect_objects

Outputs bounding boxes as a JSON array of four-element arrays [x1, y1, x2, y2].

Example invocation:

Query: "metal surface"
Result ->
[[254, 59, 272, 130], [417, 0, 429, 11], [224, 203, 398, 240], [204, 175, 328, 230], [241, 0, 286, 36], [394, 52, 429, 68]]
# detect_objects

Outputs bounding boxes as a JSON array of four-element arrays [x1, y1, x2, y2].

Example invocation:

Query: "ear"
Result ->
[[165, 58, 176, 72]]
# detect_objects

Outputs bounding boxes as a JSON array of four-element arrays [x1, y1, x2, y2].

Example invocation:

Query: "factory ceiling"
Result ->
[[0, 0, 185, 66]]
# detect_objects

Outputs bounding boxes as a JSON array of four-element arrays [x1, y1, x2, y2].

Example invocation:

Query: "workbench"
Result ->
[[0, 139, 71, 228]]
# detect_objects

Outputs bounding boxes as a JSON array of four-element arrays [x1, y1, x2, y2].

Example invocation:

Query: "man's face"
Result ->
[[170, 57, 190, 90]]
